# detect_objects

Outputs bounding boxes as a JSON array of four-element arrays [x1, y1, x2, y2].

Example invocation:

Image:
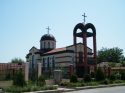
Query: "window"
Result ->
[[47, 57, 49, 69], [48, 42, 50, 48], [44, 42, 45, 48]]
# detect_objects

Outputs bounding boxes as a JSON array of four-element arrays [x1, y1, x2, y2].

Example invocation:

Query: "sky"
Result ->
[[0, 0, 125, 63]]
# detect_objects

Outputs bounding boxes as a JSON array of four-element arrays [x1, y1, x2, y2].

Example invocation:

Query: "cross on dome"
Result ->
[[46, 26, 51, 34]]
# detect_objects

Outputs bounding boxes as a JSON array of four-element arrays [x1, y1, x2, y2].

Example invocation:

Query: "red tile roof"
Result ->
[[44, 47, 66, 54]]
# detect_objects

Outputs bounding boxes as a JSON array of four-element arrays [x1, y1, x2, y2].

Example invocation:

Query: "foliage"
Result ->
[[113, 80, 123, 83], [97, 47, 124, 63], [110, 73, 116, 80], [37, 75, 46, 86], [115, 73, 121, 80], [70, 75, 78, 83], [90, 72, 95, 78], [2, 85, 57, 92], [120, 71, 125, 80], [84, 74, 91, 82], [95, 68, 105, 81], [100, 79, 110, 85], [13, 69, 26, 87], [11, 58, 24, 64]]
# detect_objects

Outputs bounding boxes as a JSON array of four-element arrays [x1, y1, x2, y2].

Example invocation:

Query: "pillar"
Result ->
[[38, 63, 42, 78], [25, 62, 29, 81]]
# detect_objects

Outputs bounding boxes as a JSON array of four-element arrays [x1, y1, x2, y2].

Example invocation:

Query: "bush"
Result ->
[[95, 68, 105, 81], [120, 71, 125, 80], [84, 74, 91, 82], [100, 79, 110, 85], [110, 73, 116, 80], [37, 75, 46, 86], [13, 70, 26, 87], [70, 75, 78, 83], [90, 72, 95, 78], [115, 73, 121, 80], [113, 80, 123, 83]]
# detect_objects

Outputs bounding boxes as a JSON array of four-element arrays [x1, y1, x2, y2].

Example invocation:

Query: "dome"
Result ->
[[40, 34, 56, 41]]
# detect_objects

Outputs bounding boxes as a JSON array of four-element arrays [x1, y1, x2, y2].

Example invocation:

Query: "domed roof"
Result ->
[[40, 34, 56, 41]]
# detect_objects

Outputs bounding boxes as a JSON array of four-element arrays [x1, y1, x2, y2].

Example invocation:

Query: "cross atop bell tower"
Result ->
[[46, 26, 51, 34], [82, 13, 87, 24]]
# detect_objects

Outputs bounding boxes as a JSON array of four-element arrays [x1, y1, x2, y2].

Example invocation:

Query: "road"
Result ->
[[64, 86, 125, 93]]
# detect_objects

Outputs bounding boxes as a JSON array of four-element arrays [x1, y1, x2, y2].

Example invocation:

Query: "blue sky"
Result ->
[[0, 0, 125, 62]]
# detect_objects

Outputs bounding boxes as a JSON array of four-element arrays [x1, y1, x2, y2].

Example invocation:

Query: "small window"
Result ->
[[48, 42, 50, 48], [44, 42, 45, 48]]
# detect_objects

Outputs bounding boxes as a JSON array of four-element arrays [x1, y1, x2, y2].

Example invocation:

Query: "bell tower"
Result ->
[[73, 13, 97, 77]]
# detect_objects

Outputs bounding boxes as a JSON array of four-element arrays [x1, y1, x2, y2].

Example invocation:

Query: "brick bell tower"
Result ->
[[73, 13, 97, 77]]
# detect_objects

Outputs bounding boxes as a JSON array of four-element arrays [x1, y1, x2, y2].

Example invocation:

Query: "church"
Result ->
[[26, 16, 97, 79]]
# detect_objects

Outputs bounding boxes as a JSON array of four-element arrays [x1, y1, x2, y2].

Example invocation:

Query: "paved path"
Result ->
[[64, 86, 125, 93]]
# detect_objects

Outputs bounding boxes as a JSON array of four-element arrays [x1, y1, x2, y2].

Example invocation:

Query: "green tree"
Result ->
[[11, 58, 24, 64], [97, 47, 124, 63]]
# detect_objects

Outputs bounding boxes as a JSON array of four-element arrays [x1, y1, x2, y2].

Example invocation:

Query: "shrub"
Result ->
[[120, 71, 125, 80], [113, 80, 123, 83], [110, 73, 116, 80], [13, 70, 26, 87], [90, 72, 95, 78], [84, 74, 91, 82], [115, 73, 121, 80], [70, 75, 78, 83], [95, 68, 105, 81], [37, 75, 46, 86], [100, 79, 110, 85]]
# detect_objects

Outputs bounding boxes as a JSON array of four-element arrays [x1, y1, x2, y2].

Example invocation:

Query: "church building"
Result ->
[[26, 31, 95, 79], [26, 15, 97, 79]]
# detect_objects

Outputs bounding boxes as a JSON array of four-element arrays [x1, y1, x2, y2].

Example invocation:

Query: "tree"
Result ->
[[11, 58, 24, 64], [97, 47, 124, 63]]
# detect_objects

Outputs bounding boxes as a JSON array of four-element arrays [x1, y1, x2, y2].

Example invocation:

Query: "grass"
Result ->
[[2, 85, 57, 93], [60, 79, 125, 88]]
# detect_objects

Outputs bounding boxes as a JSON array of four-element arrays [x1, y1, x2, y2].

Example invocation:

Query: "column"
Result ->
[[25, 62, 29, 81], [38, 63, 42, 77]]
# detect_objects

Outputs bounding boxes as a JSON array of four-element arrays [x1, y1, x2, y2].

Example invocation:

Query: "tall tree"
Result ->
[[11, 58, 24, 64], [97, 47, 124, 63]]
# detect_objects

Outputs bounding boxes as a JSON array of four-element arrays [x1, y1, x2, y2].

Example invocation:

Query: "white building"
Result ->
[[26, 33, 94, 79]]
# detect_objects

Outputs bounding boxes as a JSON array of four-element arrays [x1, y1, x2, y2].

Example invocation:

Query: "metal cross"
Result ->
[[82, 13, 87, 23], [46, 26, 51, 34]]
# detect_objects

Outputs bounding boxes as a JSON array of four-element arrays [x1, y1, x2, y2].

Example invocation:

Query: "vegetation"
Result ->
[[13, 69, 26, 87], [70, 75, 78, 83], [97, 47, 125, 63], [2, 85, 57, 93], [11, 58, 24, 64], [95, 68, 105, 81], [84, 74, 91, 82], [37, 75, 46, 86]]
